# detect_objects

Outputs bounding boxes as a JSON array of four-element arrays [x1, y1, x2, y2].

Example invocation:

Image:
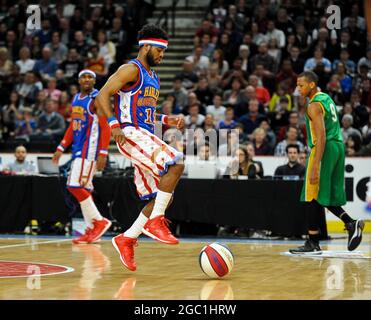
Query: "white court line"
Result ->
[[0, 238, 71, 250]]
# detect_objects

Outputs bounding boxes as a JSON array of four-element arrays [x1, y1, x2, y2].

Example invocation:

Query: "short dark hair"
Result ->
[[298, 71, 318, 85], [286, 143, 300, 153], [137, 24, 168, 42]]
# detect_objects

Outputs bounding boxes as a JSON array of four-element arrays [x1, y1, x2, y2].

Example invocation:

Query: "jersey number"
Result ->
[[329, 103, 337, 122], [72, 120, 81, 131], [144, 108, 153, 124]]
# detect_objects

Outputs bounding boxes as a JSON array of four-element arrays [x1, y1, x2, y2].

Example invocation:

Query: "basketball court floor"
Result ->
[[0, 234, 370, 300]]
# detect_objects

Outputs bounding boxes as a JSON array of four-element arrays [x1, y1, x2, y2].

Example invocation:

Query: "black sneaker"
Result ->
[[289, 240, 322, 255], [345, 219, 365, 251]]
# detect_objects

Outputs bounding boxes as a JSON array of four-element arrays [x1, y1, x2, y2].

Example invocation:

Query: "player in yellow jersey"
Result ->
[[290, 71, 365, 254]]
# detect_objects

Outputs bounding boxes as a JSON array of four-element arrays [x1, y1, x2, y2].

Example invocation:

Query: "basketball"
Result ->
[[199, 243, 234, 278]]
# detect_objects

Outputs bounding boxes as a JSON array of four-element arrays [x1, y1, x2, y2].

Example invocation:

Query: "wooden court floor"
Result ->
[[0, 234, 370, 300]]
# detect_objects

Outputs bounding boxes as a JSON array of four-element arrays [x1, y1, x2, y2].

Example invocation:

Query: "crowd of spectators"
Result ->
[[0, 0, 370, 167], [161, 0, 371, 164], [0, 0, 153, 146]]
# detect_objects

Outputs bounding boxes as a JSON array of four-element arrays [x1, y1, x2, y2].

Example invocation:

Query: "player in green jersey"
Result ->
[[290, 71, 365, 254]]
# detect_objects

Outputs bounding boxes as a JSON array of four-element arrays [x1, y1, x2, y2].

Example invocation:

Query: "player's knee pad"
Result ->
[[67, 187, 91, 202]]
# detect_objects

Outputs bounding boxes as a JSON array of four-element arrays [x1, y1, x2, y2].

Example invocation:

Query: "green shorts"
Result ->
[[300, 140, 346, 206]]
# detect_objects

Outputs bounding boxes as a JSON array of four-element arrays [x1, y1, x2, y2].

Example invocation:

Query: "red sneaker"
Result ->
[[142, 215, 179, 244], [72, 227, 94, 244], [112, 235, 138, 271], [88, 218, 112, 243]]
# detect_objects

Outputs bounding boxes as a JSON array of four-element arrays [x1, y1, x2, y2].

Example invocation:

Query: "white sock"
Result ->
[[80, 196, 103, 228], [150, 190, 172, 219], [124, 212, 148, 238]]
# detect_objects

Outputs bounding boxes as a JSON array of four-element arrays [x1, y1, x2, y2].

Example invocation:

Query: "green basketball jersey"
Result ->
[[306, 92, 343, 148]]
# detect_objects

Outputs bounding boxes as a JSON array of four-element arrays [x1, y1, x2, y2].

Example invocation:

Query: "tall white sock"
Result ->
[[150, 190, 172, 219], [80, 196, 103, 228], [124, 212, 148, 238]]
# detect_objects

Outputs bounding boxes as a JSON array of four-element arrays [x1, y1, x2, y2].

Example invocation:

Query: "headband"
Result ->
[[138, 38, 168, 49], [78, 69, 96, 79]]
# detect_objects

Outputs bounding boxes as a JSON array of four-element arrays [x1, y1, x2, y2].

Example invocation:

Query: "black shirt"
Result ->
[[274, 162, 305, 178]]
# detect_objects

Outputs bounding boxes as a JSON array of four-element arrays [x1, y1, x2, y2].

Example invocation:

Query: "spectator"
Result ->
[[195, 19, 219, 44], [72, 31, 88, 57], [275, 59, 297, 93], [211, 48, 229, 76], [251, 127, 272, 155], [237, 98, 266, 135], [341, 114, 362, 141], [304, 46, 331, 74], [259, 118, 276, 151], [59, 18, 74, 45], [267, 38, 282, 67], [176, 60, 199, 90], [332, 48, 356, 76], [357, 46, 371, 74], [289, 46, 305, 74], [60, 48, 84, 80], [274, 144, 305, 178], [334, 62, 353, 100], [186, 45, 210, 76], [0, 47, 13, 78], [35, 19, 52, 47], [185, 102, 205, 130], [200, 33, 215, 59], [250, 42, 276, 73], [58, 91, 72, 123], [83, 20, 96, 47], [277, 111, 306, 144], [345, 133, 362, 156], [268, 85, 292, 113], [85, 44, 108, 78], [266, 20, 285, 49], [206, 93, 226, 126], [31, 99, 66, 141], [225, 147, 260, 179], [238, 44, 250, 73], [1, 90, 20, 139], [70, 7, 85, 32], [245, 142, 264, 178], [216, 32, 237, 66], [14, 107, 36, 141], [327, 74, 345, 105], [206, 63, 222, 91], [221, 56, 249, 89], [250, 22, 268, 46], [194, 77, 214, 107], [298, 150, 308, 167], [361, 114, 371, 144], [97, 29, 116, 67], [45, 31, 68, 65], [223, 78, 242, 107], [202, 114, 216, 132], [218, 107, 237, 131], [16, 70, 38, 103], [43, 77, 62, 102], [16, 47, 35, 75], [248, 74, 270, 107], [274, 125, 304, 156], [169, 76, 188, 111], [33, 47, 58, 80], [4, 145, 35, 175]]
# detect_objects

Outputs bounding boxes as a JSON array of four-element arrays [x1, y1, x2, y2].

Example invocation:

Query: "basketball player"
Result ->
[[290, 71, 364, 254], [95, 24, 184, 271], [53, 69, 112, 244]]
